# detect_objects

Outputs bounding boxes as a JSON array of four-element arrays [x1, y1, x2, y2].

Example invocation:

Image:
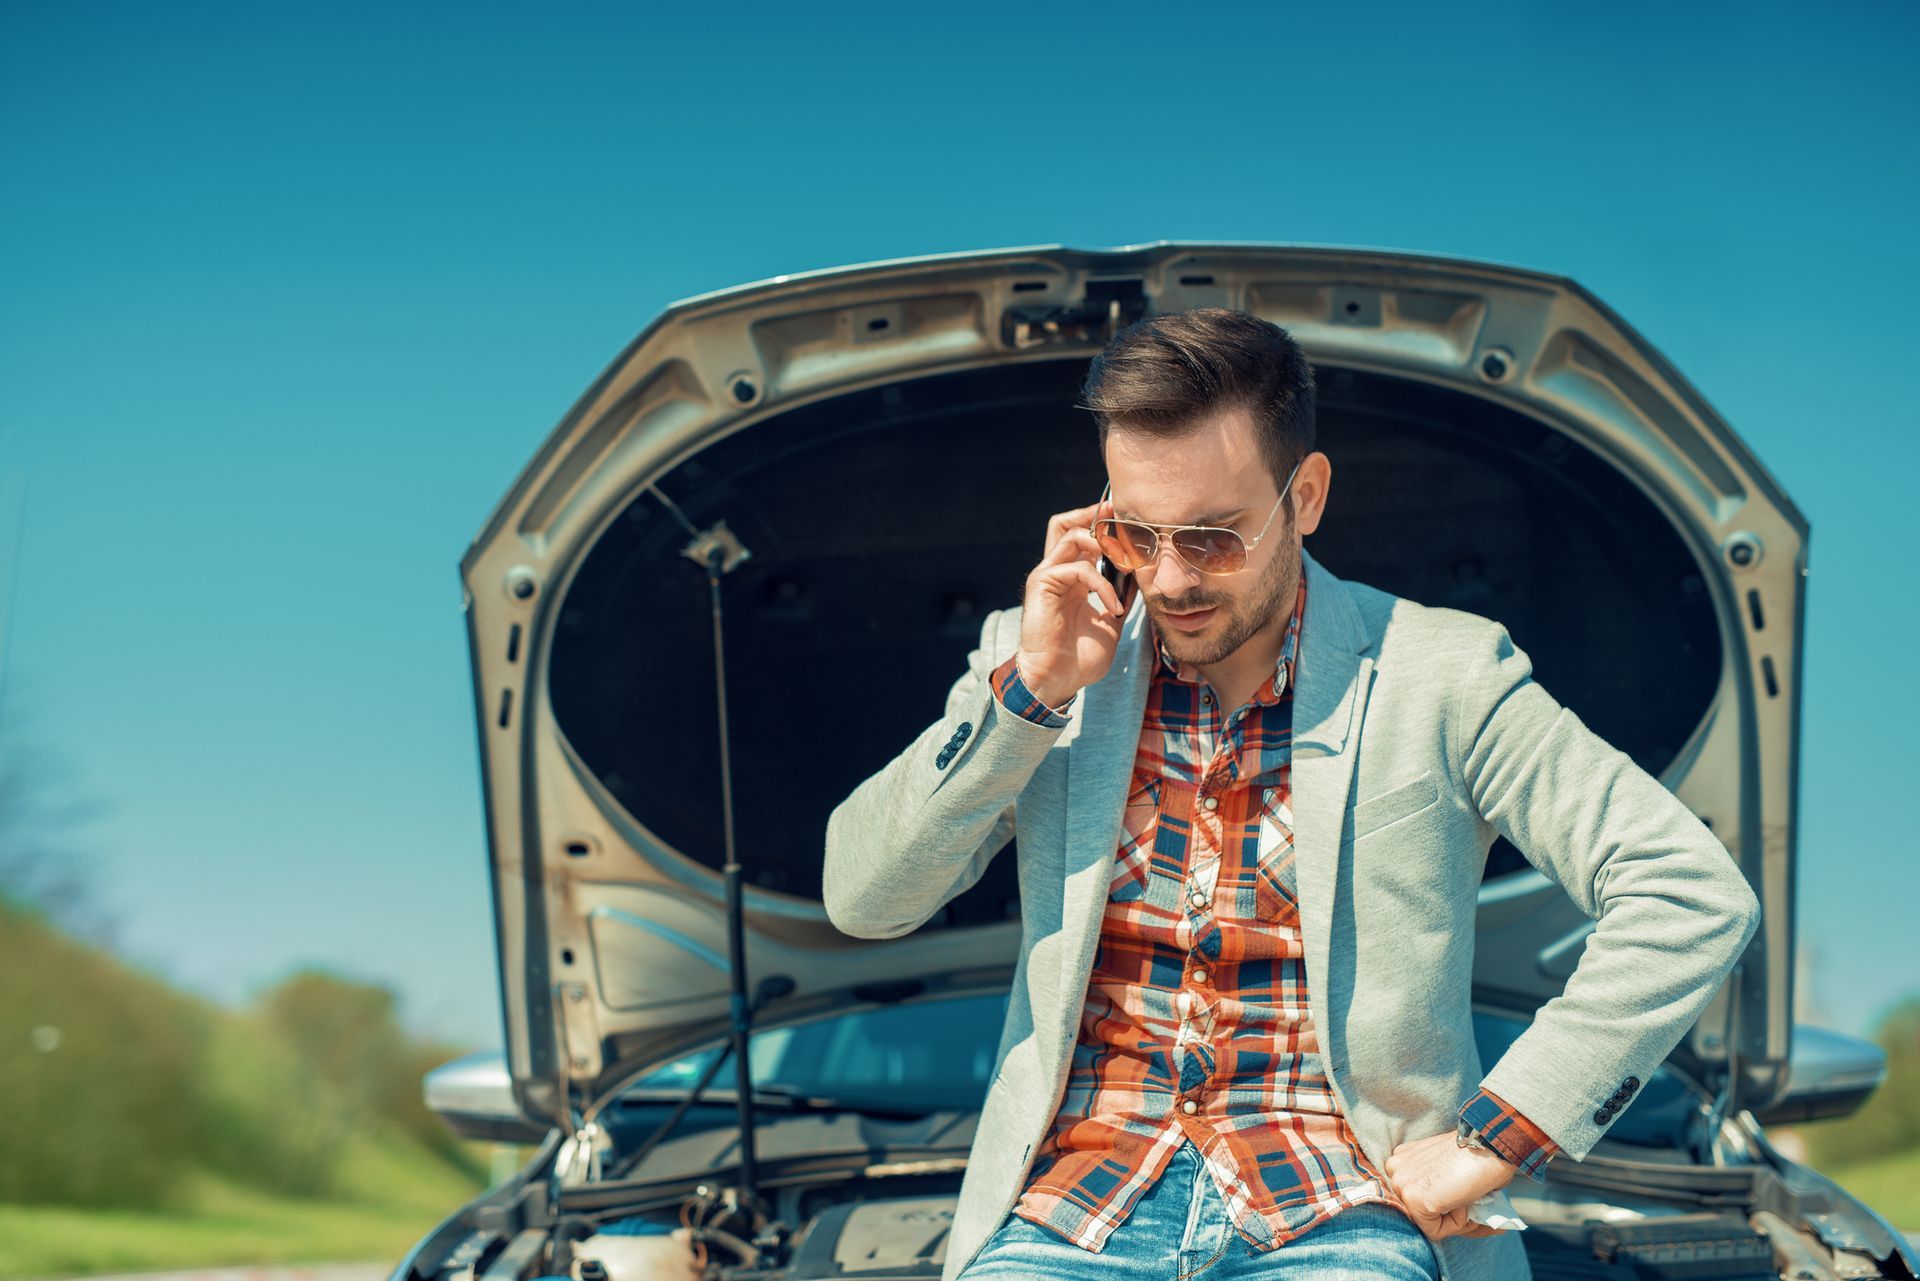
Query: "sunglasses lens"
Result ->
[[1093, 519, 1156, 569], [1171, 527, 1247, 575]]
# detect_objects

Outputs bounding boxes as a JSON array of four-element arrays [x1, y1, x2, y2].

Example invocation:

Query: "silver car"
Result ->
[[398, 243, 1915, 1281]]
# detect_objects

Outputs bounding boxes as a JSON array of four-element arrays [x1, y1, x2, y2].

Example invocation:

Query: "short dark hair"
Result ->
[[1079, 306, 1316, 517]]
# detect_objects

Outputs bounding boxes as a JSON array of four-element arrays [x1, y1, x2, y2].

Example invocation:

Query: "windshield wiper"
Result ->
[[616, 1083, 936, 1120], [749, 1083, 934, 1119]]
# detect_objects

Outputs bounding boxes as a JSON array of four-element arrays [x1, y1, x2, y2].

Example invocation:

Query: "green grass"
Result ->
[[0, 898, 518, 1279], [1816, 1146, 1920, 1236], [0, 1131, 493, 1279]]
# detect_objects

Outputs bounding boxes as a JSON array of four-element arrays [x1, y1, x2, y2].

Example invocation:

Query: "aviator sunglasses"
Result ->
[[1092, 457, 1302, 577]]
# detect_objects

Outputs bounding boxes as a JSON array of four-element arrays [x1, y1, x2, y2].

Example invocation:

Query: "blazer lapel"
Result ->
[[1287, 545, 1376, 1057], [1059, 592, 1153, 995]]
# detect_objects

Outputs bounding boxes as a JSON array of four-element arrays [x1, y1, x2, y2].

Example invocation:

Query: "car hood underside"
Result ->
[[458, 242, 1806, 1128]]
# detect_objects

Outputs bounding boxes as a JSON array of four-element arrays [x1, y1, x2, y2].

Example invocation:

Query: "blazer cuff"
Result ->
[[990, 655, 1075, 727], [1459, 1087, 1560, 1182]]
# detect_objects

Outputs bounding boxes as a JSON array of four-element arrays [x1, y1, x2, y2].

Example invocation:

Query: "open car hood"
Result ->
[[460, 242, 1804, 1128]]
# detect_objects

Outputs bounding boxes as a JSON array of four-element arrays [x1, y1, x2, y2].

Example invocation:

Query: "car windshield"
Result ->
[[620, 993, 1706, 1147], [622, 991, 1009, 1114]]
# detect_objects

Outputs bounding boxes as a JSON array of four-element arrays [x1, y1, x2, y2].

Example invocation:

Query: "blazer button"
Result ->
[[1592, 1108, 1612, 1125], [955, 721, 973, 738], [1621, 1076, 1640, 1092], [935, 748, 954, 769]]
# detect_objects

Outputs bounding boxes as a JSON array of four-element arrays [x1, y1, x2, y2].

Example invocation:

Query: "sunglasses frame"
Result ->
[[1094, 457, 1303, 577]]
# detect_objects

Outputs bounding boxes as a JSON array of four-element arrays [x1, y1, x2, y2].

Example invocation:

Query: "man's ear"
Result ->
[[1294, 450, 1332, 537]]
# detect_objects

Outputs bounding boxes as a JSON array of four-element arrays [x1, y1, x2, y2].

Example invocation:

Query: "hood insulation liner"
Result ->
[[549, 358, 1719, 921]]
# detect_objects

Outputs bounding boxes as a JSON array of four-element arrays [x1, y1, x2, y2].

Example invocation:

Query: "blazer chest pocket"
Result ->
[[1349, 769, 1438, 841]]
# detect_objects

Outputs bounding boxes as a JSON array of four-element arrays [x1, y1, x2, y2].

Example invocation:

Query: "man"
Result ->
[[821, 307, 1760, 1281]]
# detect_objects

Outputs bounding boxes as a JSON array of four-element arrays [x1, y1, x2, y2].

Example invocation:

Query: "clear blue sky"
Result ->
[[1, 2, 1914, 1051]]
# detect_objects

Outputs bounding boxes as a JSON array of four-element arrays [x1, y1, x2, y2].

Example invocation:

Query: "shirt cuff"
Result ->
[[1458, 1087, 1560, 1182], [989, 655, 1075, 728]]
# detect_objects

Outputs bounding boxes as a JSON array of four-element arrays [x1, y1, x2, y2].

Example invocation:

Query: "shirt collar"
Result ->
[[1148, 569, 1308, 702]]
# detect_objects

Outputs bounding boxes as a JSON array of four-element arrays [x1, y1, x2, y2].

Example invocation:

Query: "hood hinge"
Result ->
[[1690, 964, 1744, 1161]]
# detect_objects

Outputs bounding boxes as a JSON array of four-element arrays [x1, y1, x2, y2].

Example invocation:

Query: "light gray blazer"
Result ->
[[822, 543, 1761, 1281]]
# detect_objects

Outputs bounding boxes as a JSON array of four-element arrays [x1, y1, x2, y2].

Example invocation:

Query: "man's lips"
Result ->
[[1160, 605, 1219, 632]]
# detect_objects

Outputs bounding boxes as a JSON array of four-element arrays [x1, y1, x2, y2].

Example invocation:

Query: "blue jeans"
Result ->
[[957, 1139, 1441, 1280]]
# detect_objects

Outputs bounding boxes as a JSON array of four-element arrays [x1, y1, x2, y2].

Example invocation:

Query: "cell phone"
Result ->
[[1095, 553, 1135, 614], [1090, 491, 1133, 613]]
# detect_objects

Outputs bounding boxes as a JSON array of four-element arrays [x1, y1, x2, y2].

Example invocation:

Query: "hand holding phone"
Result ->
[[1014, 497, 1127, 710]]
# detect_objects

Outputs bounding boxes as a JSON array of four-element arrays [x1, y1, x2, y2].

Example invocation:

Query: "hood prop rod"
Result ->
[[1696, 963, 1744, 1162], [700, 535, 764, 1216], [659, 485, 782, 1253]]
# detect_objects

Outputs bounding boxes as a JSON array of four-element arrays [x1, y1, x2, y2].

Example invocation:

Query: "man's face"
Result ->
[[1103, 405, 1299, 668]]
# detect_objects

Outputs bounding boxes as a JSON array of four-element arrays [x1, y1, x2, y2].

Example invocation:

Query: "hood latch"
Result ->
[[1002, 276, 1148, 350]]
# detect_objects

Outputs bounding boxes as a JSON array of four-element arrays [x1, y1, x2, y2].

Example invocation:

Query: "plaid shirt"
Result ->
[[987, 570, 1558, 1255]]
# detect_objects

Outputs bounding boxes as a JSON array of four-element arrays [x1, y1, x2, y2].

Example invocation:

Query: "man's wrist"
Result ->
[[1454, 1116, 1491, 1151], [1453, 1125, 1520, 1192], [1024, 677, 1079, 715], [990, 655, 1076, 727], [1457, 1088, 1559, 1183], [1453, 1118, 1514, 1177], [1007, 655, 1079, 717]]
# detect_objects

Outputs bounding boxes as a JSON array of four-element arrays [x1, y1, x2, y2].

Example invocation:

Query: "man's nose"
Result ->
[[1142, 536, 1202, 592]]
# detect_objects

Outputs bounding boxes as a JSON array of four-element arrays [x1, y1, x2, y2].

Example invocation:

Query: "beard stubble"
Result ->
[[1152, 529, 1299, 668]]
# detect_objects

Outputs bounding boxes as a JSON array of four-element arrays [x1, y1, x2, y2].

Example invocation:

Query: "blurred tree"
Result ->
[[1800, 994, 1920, 1168], [0, 896, 205, 1207], [0, 718, 204, 1206], [2, 882, 486, 1206], [0, 703, 116, 945], [383, 1038, 493, 1179], [197, 969, 486, 1194]]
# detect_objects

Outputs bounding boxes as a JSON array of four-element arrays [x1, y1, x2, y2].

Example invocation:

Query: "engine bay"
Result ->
[[397, 1136, 1916, 1281]]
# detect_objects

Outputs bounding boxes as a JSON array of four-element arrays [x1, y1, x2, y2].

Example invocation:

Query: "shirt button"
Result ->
[[1202, 795, 1220, 811], [1189, 889, 1208, 908], [1201, 693, 1212, 705], [1192, 969, 1208, 984], [1182, 1100, 1198, 1115]]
